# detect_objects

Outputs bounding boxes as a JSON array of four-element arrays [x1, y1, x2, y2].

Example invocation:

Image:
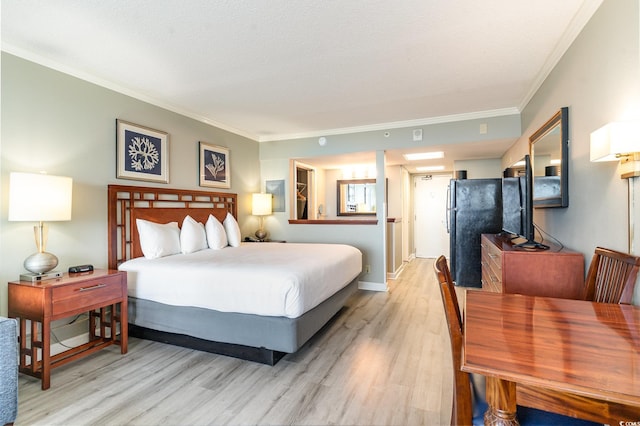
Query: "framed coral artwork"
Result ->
[[199, 142, 230, 188], [116, 119, 169, 183]]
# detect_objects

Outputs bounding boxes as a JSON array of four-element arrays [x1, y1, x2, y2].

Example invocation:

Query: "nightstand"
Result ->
[[8, 269, 127, 390]]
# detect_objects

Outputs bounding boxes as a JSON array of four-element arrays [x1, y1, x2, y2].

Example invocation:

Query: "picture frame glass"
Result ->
[[266, 179, 285, 212], [116, 119, 169, 183], [200, 142, 230, 188]]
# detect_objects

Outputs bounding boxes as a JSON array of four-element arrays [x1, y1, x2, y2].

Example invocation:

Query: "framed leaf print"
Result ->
[[199, 142, 230, 189]]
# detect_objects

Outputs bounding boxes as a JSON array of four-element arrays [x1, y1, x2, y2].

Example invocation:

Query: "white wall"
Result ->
[[259, 115, 521, 286], [503, 0, 640, 303], [0, 53, 260, 316], [453, 158, 503, 179]]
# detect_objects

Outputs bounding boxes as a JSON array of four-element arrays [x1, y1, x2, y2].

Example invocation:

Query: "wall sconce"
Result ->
[[252, 193, 272, 241], [8, 172, 73, 276], [590, 121, 640, 178]]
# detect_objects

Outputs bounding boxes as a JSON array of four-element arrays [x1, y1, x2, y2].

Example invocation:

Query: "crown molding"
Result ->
[[259, 107, 521, 142]]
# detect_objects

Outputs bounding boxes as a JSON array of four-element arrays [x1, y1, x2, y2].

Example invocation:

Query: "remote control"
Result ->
[[68, 264, 94, 273]]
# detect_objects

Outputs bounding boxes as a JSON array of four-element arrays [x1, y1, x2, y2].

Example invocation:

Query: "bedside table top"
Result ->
[[9, 269, 124, 287]]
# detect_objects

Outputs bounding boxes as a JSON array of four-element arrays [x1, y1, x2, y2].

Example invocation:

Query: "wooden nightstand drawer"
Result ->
[[52, 275, 123, 316]]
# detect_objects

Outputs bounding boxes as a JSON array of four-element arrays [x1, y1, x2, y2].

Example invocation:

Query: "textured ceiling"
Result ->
[[2, 1, 601, 169]]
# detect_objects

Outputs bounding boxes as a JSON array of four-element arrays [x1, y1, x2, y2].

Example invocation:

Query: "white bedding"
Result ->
[[118, 242, 362, 318]]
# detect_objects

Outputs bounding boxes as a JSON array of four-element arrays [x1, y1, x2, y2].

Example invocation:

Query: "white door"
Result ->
[[414, 174, 451, 258]]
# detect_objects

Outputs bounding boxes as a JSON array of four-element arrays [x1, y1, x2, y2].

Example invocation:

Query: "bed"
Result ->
[[107, 185, 362, 365]]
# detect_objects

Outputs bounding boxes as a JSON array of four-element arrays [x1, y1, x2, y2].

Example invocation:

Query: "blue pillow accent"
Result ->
[[517, 406, 601, 426]]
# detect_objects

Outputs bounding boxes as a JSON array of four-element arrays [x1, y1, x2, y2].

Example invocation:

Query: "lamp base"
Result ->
[[255, 229, 267, 241], [24, 251, 59, 274], [20, 271, 63, 282]]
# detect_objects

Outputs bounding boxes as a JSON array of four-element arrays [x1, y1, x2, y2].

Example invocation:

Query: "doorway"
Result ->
[[293, 162, 316, 220], [414, 174, 451, 258]]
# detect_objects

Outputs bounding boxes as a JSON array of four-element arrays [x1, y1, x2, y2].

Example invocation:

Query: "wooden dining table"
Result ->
[[462, 290, 640, 425]]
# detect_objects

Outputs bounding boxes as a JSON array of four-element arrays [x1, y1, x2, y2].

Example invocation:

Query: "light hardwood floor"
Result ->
[[16, 258, 453, 425]]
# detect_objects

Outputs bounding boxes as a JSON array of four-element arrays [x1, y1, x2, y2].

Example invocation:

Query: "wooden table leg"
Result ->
[[18, 318, 27, 371], [100, 307, 107, 339], [41, 319, 50, 390], [120, 299, 128, 354], [89, 309, 97, 341], [484, 377, 518, 426], [30, 320, 38, 377]]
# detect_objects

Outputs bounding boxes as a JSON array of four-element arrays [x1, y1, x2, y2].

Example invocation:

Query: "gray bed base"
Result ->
[[128, 278, 358, 365]]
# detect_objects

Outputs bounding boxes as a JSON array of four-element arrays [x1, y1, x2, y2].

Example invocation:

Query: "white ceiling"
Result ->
[[2, 0, 601, 171]]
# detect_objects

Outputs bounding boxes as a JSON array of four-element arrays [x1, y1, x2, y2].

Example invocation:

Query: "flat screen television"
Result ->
[[501, 155, 548, 250]]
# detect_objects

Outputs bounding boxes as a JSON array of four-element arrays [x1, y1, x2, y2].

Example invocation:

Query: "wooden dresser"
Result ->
[[480, 233, 585, 299]]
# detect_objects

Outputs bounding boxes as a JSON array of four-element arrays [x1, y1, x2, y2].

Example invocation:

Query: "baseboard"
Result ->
[[51, 333, 90, 356], [387, 262, 406, 280], [47, 315, 91, 356], [358, 281, 388, 292]]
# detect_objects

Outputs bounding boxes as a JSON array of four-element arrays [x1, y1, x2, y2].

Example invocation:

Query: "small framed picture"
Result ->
[[116, 119, 169, 183], [199, 142, 230, 188], [266, 179, 285, 212]]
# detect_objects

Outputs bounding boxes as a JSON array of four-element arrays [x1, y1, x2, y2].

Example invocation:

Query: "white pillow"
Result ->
[[205, 214, 228, 249], [223, 212, 242, 247], [136, 219, 181, 259], [180, 215, 208, 254]]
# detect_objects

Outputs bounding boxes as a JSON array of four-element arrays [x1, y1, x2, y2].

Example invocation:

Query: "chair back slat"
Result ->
[[434, 255, 473, 426], [584, 247, 640, 304]]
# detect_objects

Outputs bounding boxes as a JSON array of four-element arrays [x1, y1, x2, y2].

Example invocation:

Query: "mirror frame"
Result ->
[[530, 107, 569, 208], [336, 178, 376, 216]]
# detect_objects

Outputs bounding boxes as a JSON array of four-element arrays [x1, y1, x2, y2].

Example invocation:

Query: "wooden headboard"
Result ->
[[107, 185, 237, 270]]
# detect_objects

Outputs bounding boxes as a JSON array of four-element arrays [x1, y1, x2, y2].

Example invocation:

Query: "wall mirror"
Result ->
[[337, 179, 376, 216], [530, 107, 569, 208]]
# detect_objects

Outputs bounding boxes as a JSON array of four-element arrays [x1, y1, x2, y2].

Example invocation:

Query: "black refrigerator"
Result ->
[[448, 178, 503, 287]]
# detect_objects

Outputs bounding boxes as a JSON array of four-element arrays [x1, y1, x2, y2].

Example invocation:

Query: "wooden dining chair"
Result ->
[[583, 247, 640, 304], [433, 256, 599, 426]]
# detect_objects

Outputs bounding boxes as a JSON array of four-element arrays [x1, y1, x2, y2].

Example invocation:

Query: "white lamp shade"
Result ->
[[8, 172, 73, 221], [252, 193, 272, 216], [590, 121, 640, 162]]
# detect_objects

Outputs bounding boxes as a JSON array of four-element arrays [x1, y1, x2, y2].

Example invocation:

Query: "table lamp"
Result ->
[[252, 193, 272, 240], [8, 172, 73, 275]]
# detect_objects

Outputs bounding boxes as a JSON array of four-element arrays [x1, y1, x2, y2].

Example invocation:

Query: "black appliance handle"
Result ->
[[446, 183, 451, 233]]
